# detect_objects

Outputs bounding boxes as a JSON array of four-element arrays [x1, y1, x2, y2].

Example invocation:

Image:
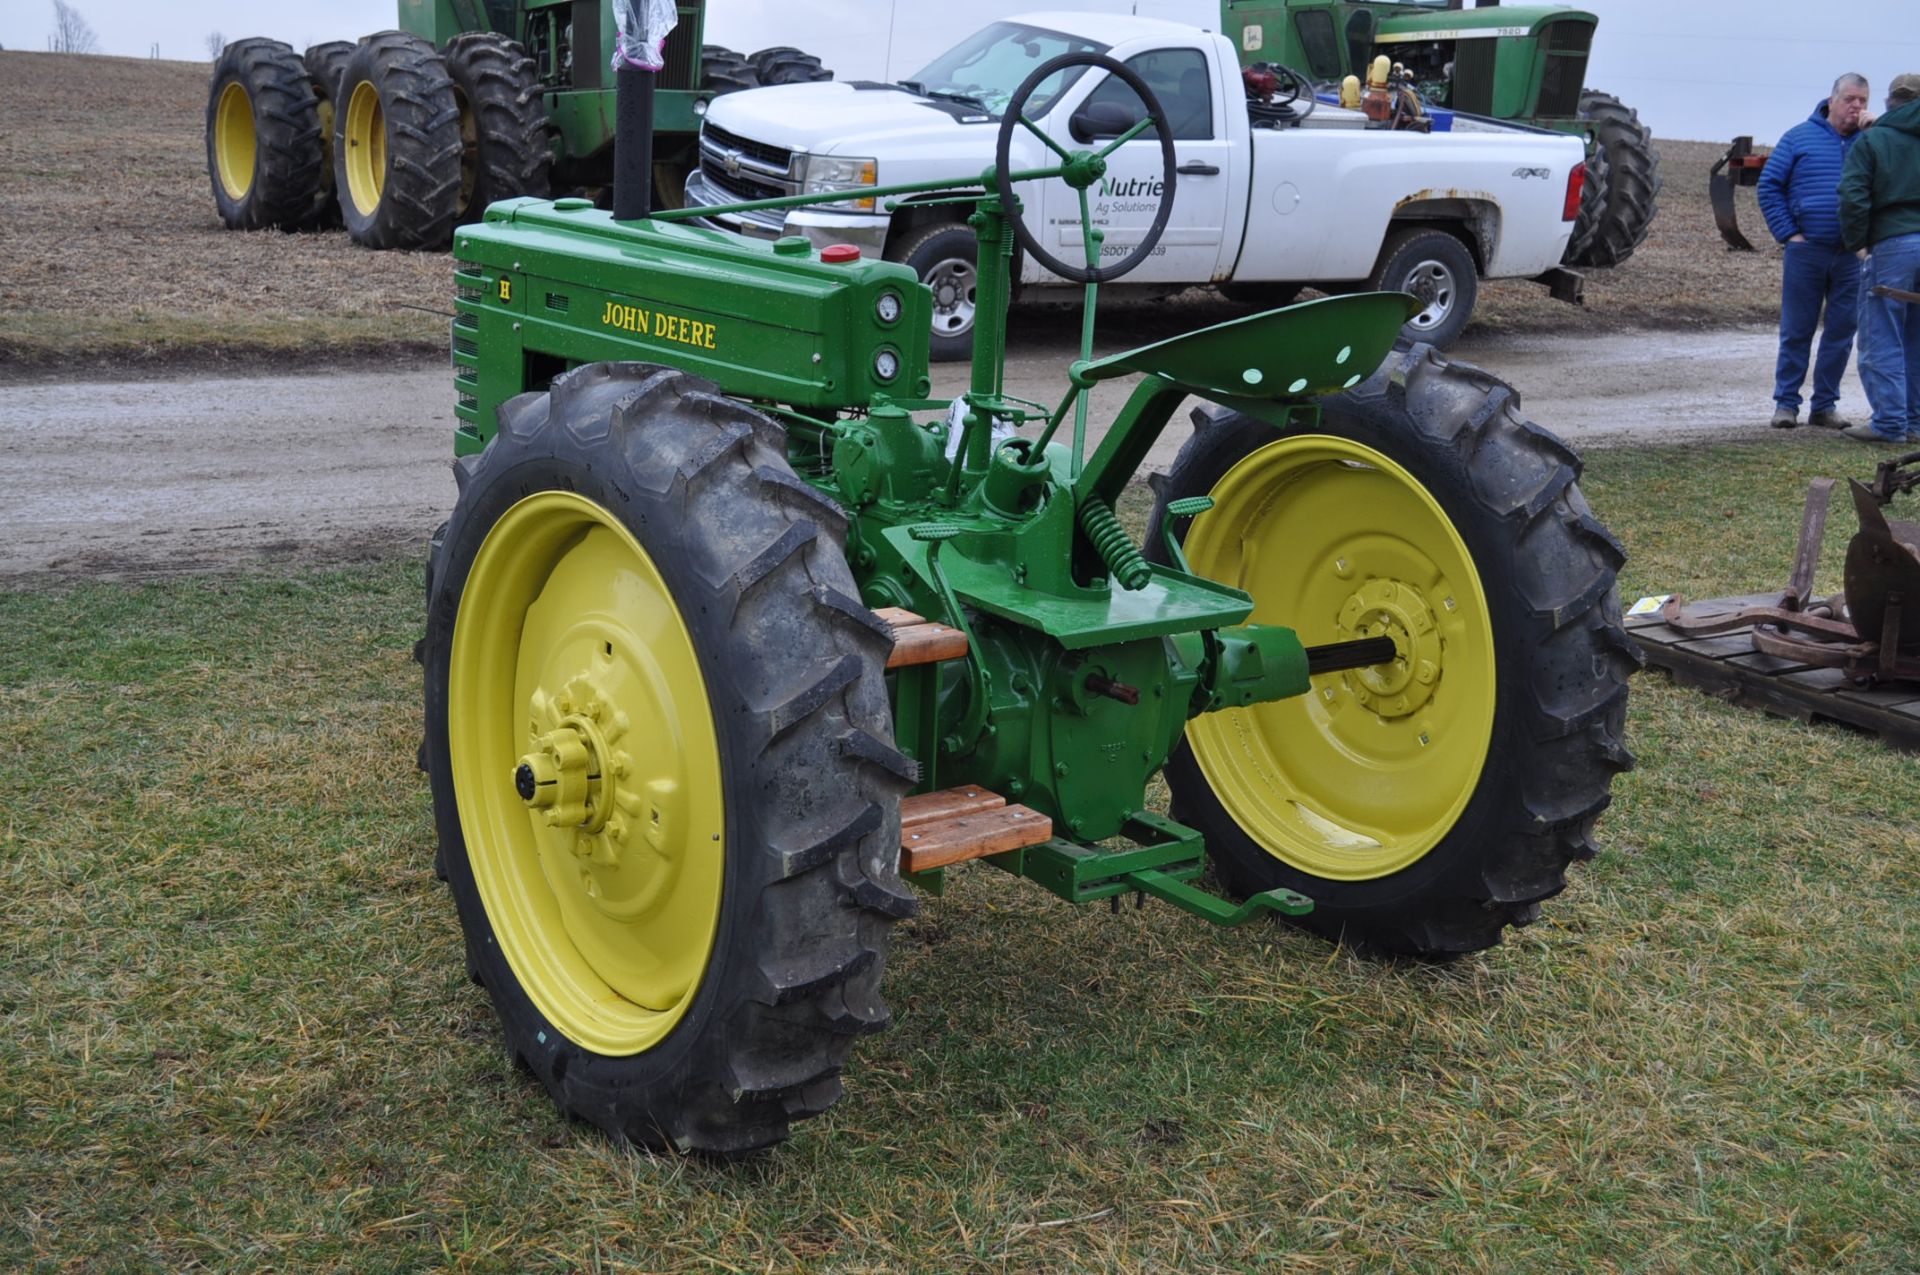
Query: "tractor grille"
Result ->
[[1450, 40, 1496, 115], [1546, 21, 1594, 53], [658, 11, 697, 91], [1536, 20, 1593, 118]]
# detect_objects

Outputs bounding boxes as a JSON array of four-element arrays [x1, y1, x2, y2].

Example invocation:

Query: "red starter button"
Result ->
[[820, 244, 862, 263]]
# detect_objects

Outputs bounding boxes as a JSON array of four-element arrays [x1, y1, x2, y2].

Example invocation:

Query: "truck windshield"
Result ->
[[904, 22, 1109, 118]]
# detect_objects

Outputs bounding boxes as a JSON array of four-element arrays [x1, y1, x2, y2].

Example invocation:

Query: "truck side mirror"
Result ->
[[1070, 101, 1141, 143]]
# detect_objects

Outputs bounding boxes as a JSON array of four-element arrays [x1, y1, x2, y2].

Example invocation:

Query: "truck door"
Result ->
[[1036, 46, 1234, 284]]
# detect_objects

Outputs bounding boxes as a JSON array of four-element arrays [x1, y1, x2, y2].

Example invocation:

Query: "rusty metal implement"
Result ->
[[1664, 453, 1920, 682]]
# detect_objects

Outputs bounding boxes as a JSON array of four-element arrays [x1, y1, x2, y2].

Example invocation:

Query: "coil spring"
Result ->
[[1078, 497, 1151, 591]]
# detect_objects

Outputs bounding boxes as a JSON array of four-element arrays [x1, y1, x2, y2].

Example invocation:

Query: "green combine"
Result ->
[[416, 38, 1637, 1155]]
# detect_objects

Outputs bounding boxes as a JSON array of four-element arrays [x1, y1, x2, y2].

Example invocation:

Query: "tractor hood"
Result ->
[[701, 81, 992, 156], [1373, 5, 1594, 41]]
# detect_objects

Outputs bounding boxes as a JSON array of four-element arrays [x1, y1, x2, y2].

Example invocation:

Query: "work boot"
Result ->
[[1808, 409, 1851, 430], [1842, 423, 1903, 444], [1770, 406, 1798, 429]]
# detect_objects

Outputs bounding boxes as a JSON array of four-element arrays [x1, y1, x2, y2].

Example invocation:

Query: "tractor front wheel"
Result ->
[[1148, 345, 1636, 957], [423, 363, 915, 1154], [334, 31, 462, 250], [205, 38, 324, 231]]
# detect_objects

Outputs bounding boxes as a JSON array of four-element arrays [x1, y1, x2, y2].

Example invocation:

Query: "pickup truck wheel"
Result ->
[[1147, 346, 1636, 957], [894, 224, 977, 363], [1369, 229, 1476, 350]]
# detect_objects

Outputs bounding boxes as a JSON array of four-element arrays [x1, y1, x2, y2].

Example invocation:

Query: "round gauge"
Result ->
[[875, 291, 903, 324], [874, 349, 900, 381]]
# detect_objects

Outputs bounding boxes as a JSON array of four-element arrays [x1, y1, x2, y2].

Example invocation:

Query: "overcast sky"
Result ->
[[4, 0, 1917, 143]]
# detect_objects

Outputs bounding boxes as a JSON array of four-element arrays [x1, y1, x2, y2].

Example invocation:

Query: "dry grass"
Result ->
[[0, 51, 1781, 375], [3, 436, 1918, 1272]]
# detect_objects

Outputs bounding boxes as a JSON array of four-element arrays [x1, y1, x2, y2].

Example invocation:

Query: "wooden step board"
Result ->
[[875, 607, 969, 670], [899, 786, 1052, 873], [1627, 593, 1920, 752]]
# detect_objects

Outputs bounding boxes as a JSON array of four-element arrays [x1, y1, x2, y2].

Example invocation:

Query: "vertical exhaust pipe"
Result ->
[[613, 62, 655, 220]]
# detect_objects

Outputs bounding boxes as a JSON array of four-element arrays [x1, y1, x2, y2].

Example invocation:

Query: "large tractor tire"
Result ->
[[205, 38, 325, 231], [701, 44, 759, 94], [443, 32, 551, 226], [1368, 227, 1478, 350], [1566, 89, 1661, 270], [301, 41, 355, 229], [423, 362, 916, 1155], [1561, 138, 1611, 268], [1147, 345, 1636, 957], [749, 46, 832, 85], [333, 31, 462, 251]]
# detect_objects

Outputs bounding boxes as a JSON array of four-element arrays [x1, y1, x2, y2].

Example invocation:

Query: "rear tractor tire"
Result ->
[[206, 38, 325, 231], [302, 41, 355, 229], [749, 46, 832, 85], [701, 44, 759, 94], [1566, 89, 1661, 270], [1561, 138, 1612, 269], [333, 31, 462, 250], [423, 362, 916, 1154], [443, 31, 551, 226], [1148, 344, 1637, 957]]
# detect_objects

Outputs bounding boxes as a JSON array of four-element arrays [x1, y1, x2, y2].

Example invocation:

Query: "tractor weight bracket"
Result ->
[[1125, 869, 1314, 925]]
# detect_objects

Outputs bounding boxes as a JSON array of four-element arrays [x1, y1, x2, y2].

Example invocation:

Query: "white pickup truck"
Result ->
[[683, 9, 1588, 358]]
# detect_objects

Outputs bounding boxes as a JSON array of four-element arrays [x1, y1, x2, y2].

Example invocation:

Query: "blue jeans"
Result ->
[[1856, 232, 1920, 440], [1773, 240, 1861, 414]]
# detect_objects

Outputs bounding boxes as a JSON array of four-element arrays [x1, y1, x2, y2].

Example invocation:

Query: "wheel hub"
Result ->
[[510, 670, 683, 921], [927, 259, 976, 333], [1336, 578, 1442, 718], [1405, 260, 1455, 330]]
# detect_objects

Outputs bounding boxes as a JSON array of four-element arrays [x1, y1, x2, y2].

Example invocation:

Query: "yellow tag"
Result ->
[[498, 278, 513, 302]]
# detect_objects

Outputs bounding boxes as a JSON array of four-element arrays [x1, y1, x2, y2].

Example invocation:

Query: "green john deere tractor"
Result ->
[[204, 1, 830, 248], [419, 43, 1636, 1155], [1223, 0, 1661, 268]]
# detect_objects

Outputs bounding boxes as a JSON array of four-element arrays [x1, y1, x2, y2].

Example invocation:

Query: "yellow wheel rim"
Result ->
[[213, 81, 255, 200], [449, 492, 726, 1056], [343, 79, 386, 216], [1184, 435, 1495, 880]]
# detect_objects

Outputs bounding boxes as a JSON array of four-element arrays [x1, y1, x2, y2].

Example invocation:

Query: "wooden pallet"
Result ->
[[1626, 592, 1920, 751]]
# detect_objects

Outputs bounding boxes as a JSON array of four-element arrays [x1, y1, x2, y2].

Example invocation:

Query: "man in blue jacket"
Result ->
[[1758, 74, 1871, 429]]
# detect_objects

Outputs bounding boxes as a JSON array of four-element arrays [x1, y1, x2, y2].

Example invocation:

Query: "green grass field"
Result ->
[[3, 436, 1916, 1272]]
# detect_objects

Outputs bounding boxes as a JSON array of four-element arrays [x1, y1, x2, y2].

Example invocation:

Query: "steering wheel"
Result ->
[[993, 52, 1178, 285]]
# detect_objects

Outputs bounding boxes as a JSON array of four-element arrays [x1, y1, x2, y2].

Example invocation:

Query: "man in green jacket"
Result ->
[[1839, 73, 1920, 443]]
